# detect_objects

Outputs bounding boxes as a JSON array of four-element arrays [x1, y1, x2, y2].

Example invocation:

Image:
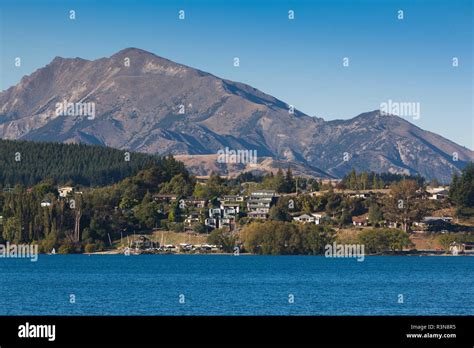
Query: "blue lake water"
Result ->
[[0, 255, 473, 315]]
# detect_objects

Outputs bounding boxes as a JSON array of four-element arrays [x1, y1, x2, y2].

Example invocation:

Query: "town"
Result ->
[[2, 157, 471, 257]]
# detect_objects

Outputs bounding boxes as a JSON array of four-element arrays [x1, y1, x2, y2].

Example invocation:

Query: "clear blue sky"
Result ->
[[0, 0, 472, 148]]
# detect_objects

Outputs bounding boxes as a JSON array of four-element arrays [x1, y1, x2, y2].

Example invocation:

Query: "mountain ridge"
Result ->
[[0, 47, 472, 182]]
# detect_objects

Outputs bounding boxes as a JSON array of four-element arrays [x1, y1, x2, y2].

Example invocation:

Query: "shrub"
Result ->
[[84, 243, 96, 253]]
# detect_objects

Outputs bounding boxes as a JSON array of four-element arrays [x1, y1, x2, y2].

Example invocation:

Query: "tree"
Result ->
[[449, 163, 474, 208], [382, 180, 425, 232], [240, 221, 335, 255], [360, 172, 369, 190], [284, 167, 295, 193], [368, 204, 383, 226], [348, 169, 358, 189], [207, 228, 237, 252], [274, 169, 286, 193], [160, 174, 193, 197], [268, 204, 291, 222], [357, 228, 412, 253], [325, 192, 342, 217]]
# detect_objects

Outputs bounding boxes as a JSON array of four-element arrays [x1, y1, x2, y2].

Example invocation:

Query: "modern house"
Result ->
[[247, 190, 277, 220], [204, 206, 237, 230], [219, 195, 244, 215]]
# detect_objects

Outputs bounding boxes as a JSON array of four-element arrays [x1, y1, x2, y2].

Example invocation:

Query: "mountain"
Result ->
[[0, 47, 472, 182]]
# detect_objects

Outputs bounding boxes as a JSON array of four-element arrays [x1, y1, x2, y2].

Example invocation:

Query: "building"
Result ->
[[184, 212, 200, 226], [221, 195, 245, 202], [311, 213, 328, 225], [423, 216, 453, 224], [352, 214, 369, 226], [464, 242, 474, 254], [426, 187, 449, 200], [247, 190, 277, 220], [413, 216, 453, 231], [348, 192, 370, 199], [204, 206, 237, 230], [293, 214, 316, 224], [40, 200, 52, 207], [58, 186, 74, 198], [130, 235, 158, 250], [205, 208, 223, 229], [182, 197, 207, 209], [153, 194, 178, 204], [204, 217, 218, 229], [218, 195, 244, 219]]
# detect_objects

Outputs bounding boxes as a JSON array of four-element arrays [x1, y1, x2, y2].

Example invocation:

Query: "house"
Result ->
[[352, 214, 369, 226], [182, 197, 207, 209], [293, 214, 315, 224], [153, 194, 178, 204], [311, 213, 329, 225], [205, 218, 218, 229], [130, 235, 158, 250], [222, 206, 239, 218], [58, 186, 74, 198], [426, 187, 449, 200], [220, 195, 245, 202], [464, 242, 474, 254], [219, 195, 244, 216], [423, 216, 453, 224], [414, 216, 453, 232], [209, 208, 222, 218], [449, 241, 474, 255], [247, 190, 278, 220], [348, 192, 370, 199], [205, 208, 222, 229], [184, 212, 200, 226], [204, 207, 237, 230], [40, 200, 52, 207]]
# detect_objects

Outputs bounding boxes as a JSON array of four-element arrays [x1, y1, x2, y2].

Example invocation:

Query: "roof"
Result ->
[[295, 214, 313, 219], [153, 194, 178, 198], [352, 214, 368, 223], [423, 216, 452, 222]]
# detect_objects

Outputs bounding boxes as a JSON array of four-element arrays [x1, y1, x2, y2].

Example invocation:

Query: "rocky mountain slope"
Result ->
[[0, 48, 471, 181]]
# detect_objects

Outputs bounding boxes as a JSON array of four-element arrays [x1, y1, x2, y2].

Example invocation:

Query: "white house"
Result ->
[[40, 200, 52, 207], [426, 187, 449, 200], [293, 214, 315, 224], [293, 213, 328, 225]]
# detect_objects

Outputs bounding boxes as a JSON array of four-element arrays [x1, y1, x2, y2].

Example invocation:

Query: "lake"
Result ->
[[0, 255, 472, 315]]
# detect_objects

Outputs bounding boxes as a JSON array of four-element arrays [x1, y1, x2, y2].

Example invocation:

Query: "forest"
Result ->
[[0, 139, 160, 187]]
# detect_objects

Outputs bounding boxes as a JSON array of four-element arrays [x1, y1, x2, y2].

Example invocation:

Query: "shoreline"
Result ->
[[75, 251, 473, 256]]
